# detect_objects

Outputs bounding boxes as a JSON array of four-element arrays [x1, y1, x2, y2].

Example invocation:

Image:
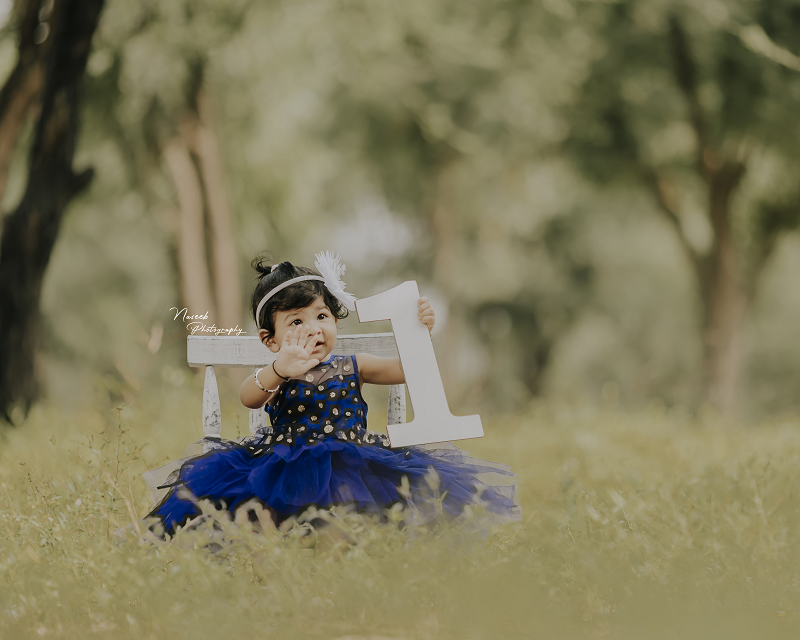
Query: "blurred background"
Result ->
[[1, 0, 799, 426]]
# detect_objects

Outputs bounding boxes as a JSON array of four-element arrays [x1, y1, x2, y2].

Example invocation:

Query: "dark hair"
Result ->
[[250, 254, 349, 337]]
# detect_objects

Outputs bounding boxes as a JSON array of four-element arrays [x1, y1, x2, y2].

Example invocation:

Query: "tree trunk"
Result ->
[[194, 91, 241, 331], [701, 276, 748, 416], [0, 0, 46, 206], [0, 69, 42, 202], [700, 169, 749, 416], [0, 0, 104, 423], [163, 134, 216, 321], [657, 17, 754, 417]]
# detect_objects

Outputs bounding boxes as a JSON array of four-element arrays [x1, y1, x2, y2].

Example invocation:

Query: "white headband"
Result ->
[[255, 252, 357, 327]]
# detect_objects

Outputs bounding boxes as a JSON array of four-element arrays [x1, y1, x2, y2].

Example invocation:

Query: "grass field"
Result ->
[[3, 381, 800, 639]]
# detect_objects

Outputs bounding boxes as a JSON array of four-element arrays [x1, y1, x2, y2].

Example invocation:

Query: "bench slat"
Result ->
[[388, 385, 406, 425], [249, 372, 267, 435], [202, 366, 222, 438], [188, 333, 398, 367]]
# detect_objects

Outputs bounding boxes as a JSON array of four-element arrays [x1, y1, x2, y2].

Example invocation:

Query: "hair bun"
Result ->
[[251, 253, 278, 278]]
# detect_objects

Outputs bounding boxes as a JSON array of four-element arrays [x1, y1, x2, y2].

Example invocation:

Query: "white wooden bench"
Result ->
[[187, 334, 406, 442]]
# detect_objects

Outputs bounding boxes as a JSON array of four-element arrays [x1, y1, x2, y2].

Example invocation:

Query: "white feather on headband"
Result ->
[[314, 251, 357, 311]]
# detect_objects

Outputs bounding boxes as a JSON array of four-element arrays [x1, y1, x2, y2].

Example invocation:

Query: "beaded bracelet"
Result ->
[[254, 368, 281, 394]]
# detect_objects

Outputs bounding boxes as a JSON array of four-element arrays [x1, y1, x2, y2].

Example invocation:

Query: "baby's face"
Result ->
[[265, 297, 338, 360]]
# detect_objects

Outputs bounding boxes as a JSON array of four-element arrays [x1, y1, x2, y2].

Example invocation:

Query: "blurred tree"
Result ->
[[0, 0, 104, 422], [326, 1, 592, 408], [100, 1, 246, 336], [30, 0, 251, 403], [161, 85, 242, 335], [322, 0, 597, 406], [566, 1, 800, 414], [20, 0, 797, 415]]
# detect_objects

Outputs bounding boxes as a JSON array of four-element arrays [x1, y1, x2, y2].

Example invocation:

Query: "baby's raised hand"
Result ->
[[274, 325, 321, 377], [418, 297, 435, 334]]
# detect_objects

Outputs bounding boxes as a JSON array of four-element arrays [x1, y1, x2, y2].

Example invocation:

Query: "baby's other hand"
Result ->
[[418, 297, 435, 334]]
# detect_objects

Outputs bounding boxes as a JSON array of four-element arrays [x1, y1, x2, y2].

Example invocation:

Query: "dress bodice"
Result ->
[[257, 355, 389, 451]]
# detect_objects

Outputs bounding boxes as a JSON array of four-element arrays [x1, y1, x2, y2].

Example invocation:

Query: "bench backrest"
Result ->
[[187, 333, 406, 440]]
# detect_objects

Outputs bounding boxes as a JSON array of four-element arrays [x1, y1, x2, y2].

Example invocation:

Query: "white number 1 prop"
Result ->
[[356, 281, 484, 447]]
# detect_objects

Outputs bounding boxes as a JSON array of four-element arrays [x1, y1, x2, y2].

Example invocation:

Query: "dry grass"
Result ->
[[3, 384, 800, 639]]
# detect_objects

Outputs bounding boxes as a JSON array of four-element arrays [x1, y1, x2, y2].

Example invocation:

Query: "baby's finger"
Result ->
[[302, 331, 318, 352], [292, 325, 307, 347], [282, 327, 294, 346], [418, 305, 435, 333]]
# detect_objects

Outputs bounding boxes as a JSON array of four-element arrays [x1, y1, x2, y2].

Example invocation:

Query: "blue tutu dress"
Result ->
[[145, 354, 521, 534]]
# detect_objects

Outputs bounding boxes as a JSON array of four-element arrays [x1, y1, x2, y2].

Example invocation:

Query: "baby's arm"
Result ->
[[356, 297, 435, 386], [240, 365, 284, 409]]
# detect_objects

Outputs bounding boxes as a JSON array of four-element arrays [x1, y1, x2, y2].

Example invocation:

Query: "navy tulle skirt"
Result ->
[[144, 436, 521, 535]]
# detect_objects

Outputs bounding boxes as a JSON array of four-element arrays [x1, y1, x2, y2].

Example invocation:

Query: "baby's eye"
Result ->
[[317, 313, 328, 320], [291, 319, 303, 326]]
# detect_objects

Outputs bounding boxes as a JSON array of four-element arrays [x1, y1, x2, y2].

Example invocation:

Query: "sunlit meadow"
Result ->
[[3, 378, 800, 639]]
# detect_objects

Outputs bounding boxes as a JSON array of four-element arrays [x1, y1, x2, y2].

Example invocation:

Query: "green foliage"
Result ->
[[565, 0, 800, 246], [1, 0, 799, 417]]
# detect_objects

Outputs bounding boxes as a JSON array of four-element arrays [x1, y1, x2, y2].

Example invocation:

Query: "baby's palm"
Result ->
[[275, 326, 320, 377]]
